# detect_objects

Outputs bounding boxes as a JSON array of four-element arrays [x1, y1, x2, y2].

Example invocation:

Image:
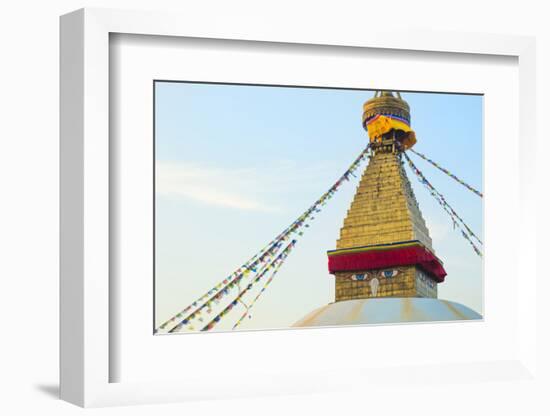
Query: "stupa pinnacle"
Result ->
[[293, 91, 481, 326], [327, 91, 445, 301]]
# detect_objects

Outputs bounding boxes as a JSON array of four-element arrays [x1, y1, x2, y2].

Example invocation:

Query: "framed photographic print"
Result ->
[[60, 8, 538, 408], [153, 82, 483, 335]]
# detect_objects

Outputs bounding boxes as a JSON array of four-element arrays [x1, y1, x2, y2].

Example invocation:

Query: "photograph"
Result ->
[[154, 82, 483, 334], [2, 1, 540, 411]]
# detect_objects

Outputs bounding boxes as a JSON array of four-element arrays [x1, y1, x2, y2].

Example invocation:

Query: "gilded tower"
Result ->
[[293, 91, 481, 327], [327, 91, 446, 302]]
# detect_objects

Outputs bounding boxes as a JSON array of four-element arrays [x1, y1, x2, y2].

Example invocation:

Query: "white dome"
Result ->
[[293, 298, 481, 327]]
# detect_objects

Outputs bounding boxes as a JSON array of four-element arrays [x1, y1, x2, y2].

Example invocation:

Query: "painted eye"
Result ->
[[351, 274, 367, 281], [381, 269, 399, 278]]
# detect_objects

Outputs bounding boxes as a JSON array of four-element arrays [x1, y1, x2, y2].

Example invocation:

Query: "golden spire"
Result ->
[[326, 91, 445, 302]]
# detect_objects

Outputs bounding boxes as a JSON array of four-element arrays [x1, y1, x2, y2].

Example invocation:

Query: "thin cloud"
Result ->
[[156, 162, 278, 212]]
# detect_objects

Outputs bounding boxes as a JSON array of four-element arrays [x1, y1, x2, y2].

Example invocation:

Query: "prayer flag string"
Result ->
[[165, 241, 285, 333], [409, 148, 483, 198], [201, 240, 297, 331], [232, 251, 289, 330], [402, 151, 483, 257], [156, 144, 371, 333]]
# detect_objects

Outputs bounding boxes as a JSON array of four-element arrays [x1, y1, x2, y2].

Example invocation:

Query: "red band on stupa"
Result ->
[[327, 241, 446, 282]]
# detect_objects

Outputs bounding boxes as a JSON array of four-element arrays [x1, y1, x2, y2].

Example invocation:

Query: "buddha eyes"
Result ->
[[350, 274, 367, 281], [381, 269, 399, 278], [349, 270, 399, 281]]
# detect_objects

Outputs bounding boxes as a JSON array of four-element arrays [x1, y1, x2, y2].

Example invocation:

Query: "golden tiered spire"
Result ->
[[327, 91, 446, 302], [336, 152, 432, 250]]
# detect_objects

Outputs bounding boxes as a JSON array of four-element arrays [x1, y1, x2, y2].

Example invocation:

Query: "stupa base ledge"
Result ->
[[292, 297, 482, 328]]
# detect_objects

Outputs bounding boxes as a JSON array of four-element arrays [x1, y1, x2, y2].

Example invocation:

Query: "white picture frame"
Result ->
[[60, 7, 538, 407]]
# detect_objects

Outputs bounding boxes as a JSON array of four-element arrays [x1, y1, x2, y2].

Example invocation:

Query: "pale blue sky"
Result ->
[[154, 82, 483, 332]]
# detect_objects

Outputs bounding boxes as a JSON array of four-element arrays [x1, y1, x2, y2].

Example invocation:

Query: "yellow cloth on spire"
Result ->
[[367, 115, 411, 138], [366, 115, 416, 149]]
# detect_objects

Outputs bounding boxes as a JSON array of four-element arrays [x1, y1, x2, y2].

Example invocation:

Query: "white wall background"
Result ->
[[0, 1, 548, 414]]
